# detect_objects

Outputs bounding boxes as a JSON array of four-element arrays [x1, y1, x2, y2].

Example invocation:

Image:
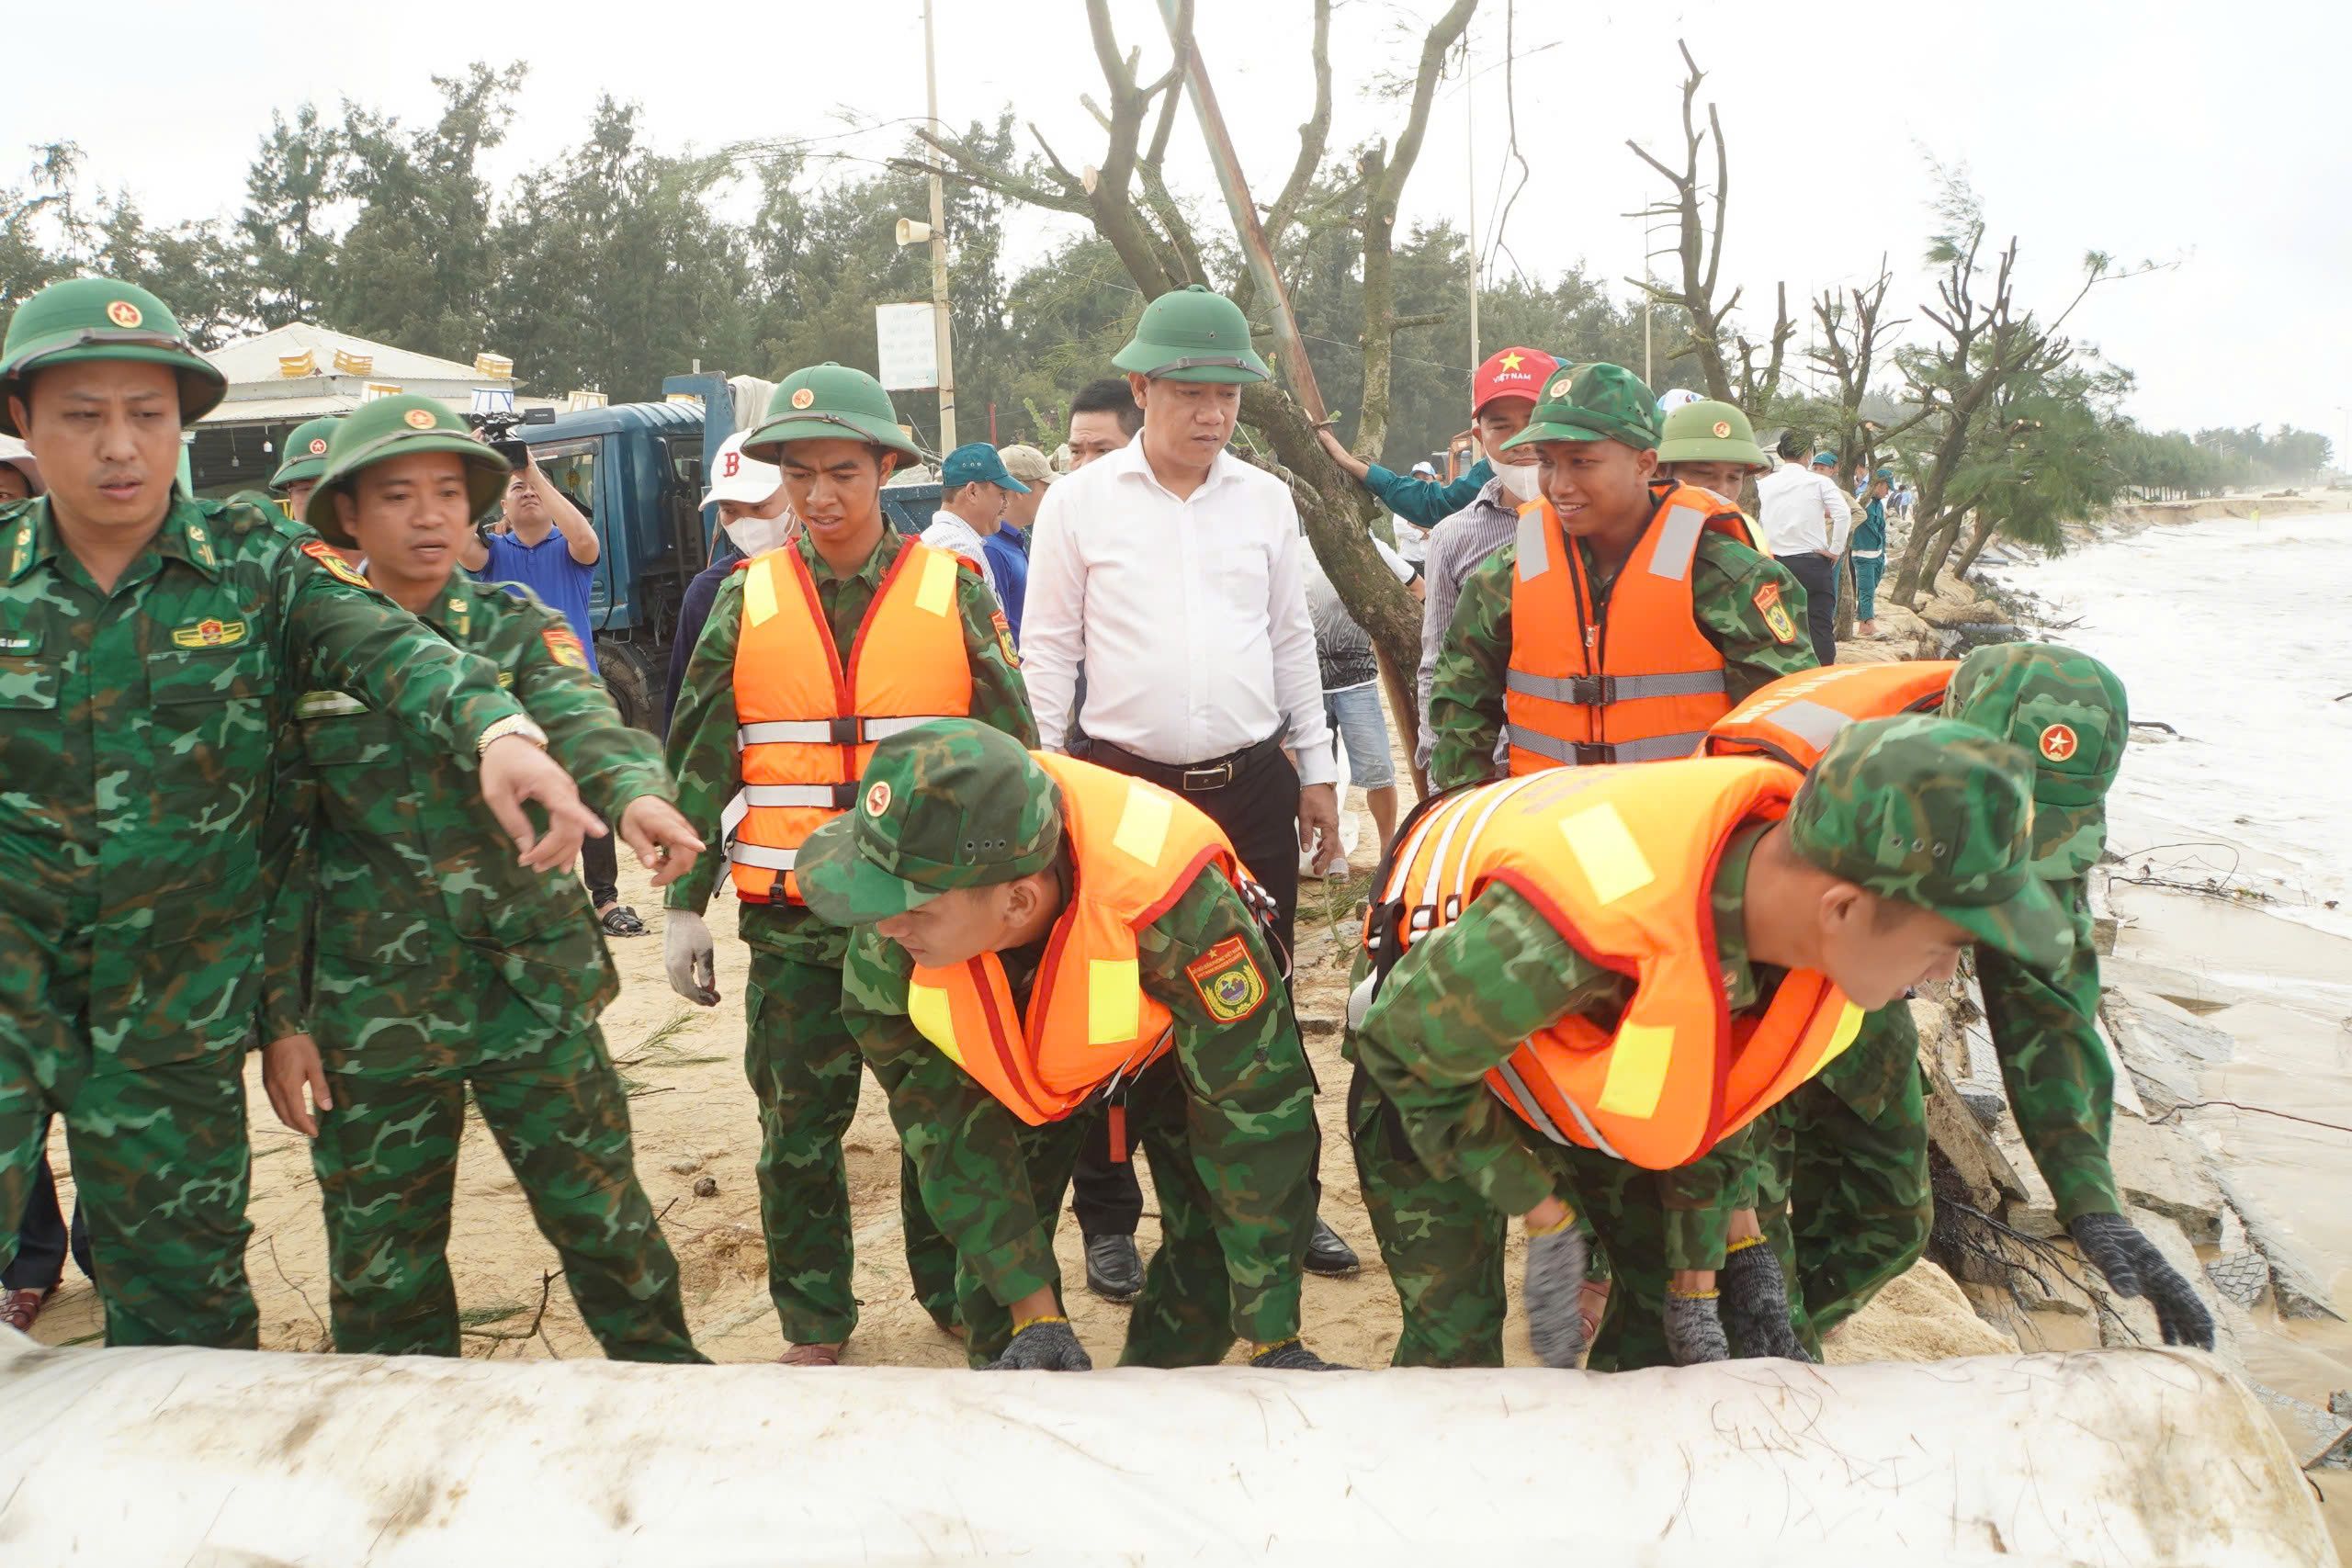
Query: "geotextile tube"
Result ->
[[0, 1330, 2327, 1564]]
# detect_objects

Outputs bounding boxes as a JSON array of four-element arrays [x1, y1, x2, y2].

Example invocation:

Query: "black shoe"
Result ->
[[1083, 1232, 1143, 1303], [1305, 1217, 1360, 1278], [597, 903, 649, 937]]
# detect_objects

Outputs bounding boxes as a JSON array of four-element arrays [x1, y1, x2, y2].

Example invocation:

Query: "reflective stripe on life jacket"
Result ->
[[901, 753, 1249, 1125], [727, 538, 976, 904], [1503, 480, 1757, 773], [1702, 660, 1958, 771], [1363, 758, 1862, 1168]]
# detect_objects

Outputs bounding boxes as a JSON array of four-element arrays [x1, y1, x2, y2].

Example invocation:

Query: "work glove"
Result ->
[[1663, 1288, 1731, 1365], [1719, 1237, 1812, 1362], [2069, 1213, 2217, 1349], [1523, 1216, 1591, 1369], [663, 909, 718, 1006], [1250, 1338, 1348, 1371], [982, 1315, 1092, 1371]]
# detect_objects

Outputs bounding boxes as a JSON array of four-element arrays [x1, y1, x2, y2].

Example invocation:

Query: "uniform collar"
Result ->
[[3, 495, 220, 583], [421, 574, 479, 640], [795, 521, 902, 587], [1709, 823, 1770, 1009], [2, 500, 51, 583]]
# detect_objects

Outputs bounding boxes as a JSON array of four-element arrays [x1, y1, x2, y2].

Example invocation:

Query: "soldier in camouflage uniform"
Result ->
[[1350, 716, 2075, 1371], [795, 721, 1333, 1371], [267, 414, 343, 529], [1424, 363, 1820, 793], [259, 396, 707, 1360], [0, 276, 599, 1348], [664, 366, 1035, 1364], [1756, 643, 2215, 1351]]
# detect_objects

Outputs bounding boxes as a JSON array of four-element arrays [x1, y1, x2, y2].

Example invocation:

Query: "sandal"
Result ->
[[776, 1342, 843, 1367], [597, 903, 649, 937]]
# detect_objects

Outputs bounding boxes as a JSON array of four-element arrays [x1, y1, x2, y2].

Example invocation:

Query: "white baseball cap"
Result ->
[[700, 430, 784, 510], [0, 434, 40, 496]]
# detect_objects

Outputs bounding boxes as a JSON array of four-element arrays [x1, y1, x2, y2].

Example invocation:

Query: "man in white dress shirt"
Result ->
[[1023, 285, 1358, 1286], [1753, 432, 1855, 665]]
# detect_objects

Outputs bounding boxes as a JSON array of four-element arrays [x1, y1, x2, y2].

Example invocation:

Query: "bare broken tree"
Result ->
[[1809, 264, 1904, 634], [906, 0, 1473, 743], [1624, 41, 1752, 404], [1729, 282, 1796, 412]]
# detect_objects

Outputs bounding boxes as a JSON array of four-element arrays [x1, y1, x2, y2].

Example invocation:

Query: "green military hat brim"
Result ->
[[741, 410, 926, 468], [1930, 865, 2074, 972], [302, 428, 511, 546], [0, 334, 226, 437], [269, 453, 329, 491], [795, 813, 947, 926], [1108, 342, 1272, 384], [1657, 433, 1769, 468]]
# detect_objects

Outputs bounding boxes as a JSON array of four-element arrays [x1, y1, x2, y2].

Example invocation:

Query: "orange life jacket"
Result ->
[[1364, 758, 1862, 1168], [1504, 481, 1762, 773], [1702, 660, 1958, 770], [727, 537, 977, 904], [901, 753, 1250, 1125]]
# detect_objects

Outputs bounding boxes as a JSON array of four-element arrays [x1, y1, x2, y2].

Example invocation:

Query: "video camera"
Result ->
[[467, 405, 556, 468]]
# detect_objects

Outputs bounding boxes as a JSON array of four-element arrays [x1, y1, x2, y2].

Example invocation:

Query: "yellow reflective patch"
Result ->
[[914, 548, 957, 616], [1595, 1022, 1675, 1118], [1559, 802, 1655, 905], [1110, 782, 1173, 864], [742, 557, 779, 627], [1086, 958, 1141, 1043], [1806, 1003, 1865, 1077], [908, 982, 961, 1065]]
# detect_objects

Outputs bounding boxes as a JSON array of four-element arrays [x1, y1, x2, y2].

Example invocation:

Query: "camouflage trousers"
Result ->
[[0, 934, 257, 1348], [947, 1054, 1317, 1368], [1756, 1003, 1933, 1356], [310, 1021, 703, 1362], [745, 952, 956, 1344]]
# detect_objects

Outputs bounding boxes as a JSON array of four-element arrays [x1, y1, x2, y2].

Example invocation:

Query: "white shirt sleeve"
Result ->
[[1269, 510, 1338, 787], [1019, 493, 1084, 753], [1371, 533, 1414, 583], [1817, 475, 1855, 557]]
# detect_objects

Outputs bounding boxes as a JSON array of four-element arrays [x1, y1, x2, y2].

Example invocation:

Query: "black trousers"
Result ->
[[1777, 551, 1841, 667], [582, 811, 620, 907], [1070, 736, 1304, 1237], [5, 1138, 92, 1294]]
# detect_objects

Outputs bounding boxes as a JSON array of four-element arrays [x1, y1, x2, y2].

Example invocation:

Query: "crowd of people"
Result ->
[[0, 271, 2216, 1378]]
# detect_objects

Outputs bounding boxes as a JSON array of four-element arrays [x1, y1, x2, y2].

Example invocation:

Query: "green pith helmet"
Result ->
[[741, 363, 925, 467], [270, 415, 345, 492], [1111, 284, 1271, 384], [0, 276, 227, 436], [302, 395, 510, 546], [1789, 713, 2073, 971], [1499, 362, 1663, 453], [1656, 400, 1768, 470], [1942, 641, 2129, 880], [797, 720, 1064, 925]]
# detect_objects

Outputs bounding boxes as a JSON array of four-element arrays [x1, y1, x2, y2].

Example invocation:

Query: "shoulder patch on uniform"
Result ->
[[1184, 934, 1268, 1024], [541, 626, 590, 668], [990, 608, 1020, 668], [1753, 579, 1798, 645], [297, 537, 376, 592]]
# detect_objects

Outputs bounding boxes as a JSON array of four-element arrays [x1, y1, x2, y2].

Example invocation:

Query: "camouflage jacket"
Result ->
[[1980, 878, 2119, 1220], [1351, 825, 1771, 1218], [842, 863, 1319, 1345], [0, 495, 527, 1072], [1426, 530, 1819, 791], [663, 528, 1035, 968], [262, 575, 672, 1066]]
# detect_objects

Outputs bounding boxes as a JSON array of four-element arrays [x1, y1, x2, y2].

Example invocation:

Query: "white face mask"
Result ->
[[1494, 461, 1543, 504], [725, 513, 791, 557]]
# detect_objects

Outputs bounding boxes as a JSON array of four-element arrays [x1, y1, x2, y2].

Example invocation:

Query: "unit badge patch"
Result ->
[[1753, 579, 1797, 645], [1185, 935, 1268, 1024], [990, 609, 1020, 668], [170, 617, 248, 649], [298, 537, 375, 591], [541, 626, 590, 668]]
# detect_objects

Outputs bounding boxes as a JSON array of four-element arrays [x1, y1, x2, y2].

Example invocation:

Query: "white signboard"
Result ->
[[876, 302, 940, 390]]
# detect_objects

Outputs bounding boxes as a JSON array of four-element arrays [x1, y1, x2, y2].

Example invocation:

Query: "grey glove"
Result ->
[[1720, 1239, 1811, 1361], [1250, 1339, 1348, 1371], [2070, 1212, 2217, 1349], [1663, 1289, 1731, 1365], [1523, 1221, 1591, 1369], [663, 909, 718, 1006], [983, 1317, 1093, 1371]]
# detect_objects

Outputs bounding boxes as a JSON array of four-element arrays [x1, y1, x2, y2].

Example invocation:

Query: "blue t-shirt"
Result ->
[[476, 530, 599, 671], [981, 524, 1029, 644]]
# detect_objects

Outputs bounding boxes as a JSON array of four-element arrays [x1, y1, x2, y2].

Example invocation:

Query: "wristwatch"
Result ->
[[475, 714, 549, 753]]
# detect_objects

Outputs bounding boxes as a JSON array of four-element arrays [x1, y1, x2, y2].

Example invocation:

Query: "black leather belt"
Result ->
[[1089, 735, 1281, 794]]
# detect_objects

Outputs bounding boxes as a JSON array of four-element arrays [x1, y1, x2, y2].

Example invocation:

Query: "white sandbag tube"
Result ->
[[0, 1330, 2327, 1566]]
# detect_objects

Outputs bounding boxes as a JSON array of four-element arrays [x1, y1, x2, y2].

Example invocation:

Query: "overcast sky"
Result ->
[[14, 0, 2346, 446]]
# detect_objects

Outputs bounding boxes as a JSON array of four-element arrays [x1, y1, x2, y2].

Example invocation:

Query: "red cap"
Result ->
[[1473, 346, 1558, 415]]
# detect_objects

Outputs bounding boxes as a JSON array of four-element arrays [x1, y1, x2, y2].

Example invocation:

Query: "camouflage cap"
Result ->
[[1942, 641, 2127, 879], [1498, 362, 1663, 454], [269, 414, 345, 491], [302, 395, 510, 546], [1789, 713, 2074, 970], [797, 720, 1063, 925]]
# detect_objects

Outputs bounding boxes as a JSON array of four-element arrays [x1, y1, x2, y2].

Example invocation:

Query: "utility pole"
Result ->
[[922, 0, 957, 451], [1464, 31, 1479, 372]]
